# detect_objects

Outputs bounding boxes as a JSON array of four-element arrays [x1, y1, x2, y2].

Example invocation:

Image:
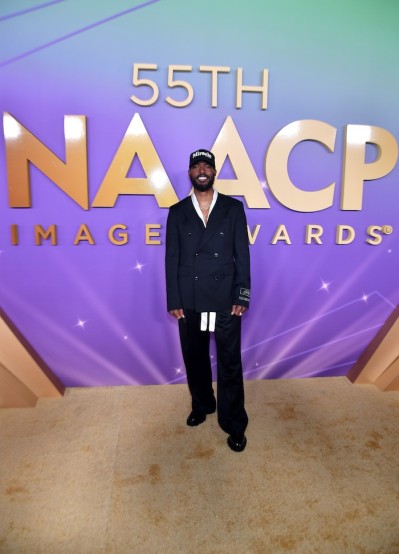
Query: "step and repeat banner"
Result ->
[[0, 0, 398, 385]]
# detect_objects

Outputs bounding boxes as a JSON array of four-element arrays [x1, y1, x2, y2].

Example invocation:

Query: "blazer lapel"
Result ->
[[181, 197, 205, 234], [197, 194, 229, 250]]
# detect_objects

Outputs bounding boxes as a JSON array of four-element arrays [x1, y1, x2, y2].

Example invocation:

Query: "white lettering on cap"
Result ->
[[193, 150, 212, 159]]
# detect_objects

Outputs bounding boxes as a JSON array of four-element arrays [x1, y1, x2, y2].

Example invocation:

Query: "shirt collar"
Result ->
[[191, 189, 218, 211]]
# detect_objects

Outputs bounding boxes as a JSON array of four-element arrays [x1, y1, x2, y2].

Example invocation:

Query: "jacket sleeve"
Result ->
[[165, 206, 182, 311], [232, 202, 251, 308]]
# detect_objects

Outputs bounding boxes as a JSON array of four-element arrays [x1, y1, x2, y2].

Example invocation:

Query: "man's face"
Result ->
[[189, 161, 216, 192]]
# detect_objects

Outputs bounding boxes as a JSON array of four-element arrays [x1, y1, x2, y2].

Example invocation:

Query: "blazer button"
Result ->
[[220, 232, 224, 236], [214, 253, 219, 257], [195, 253, 199, 256], [195, 276, 199, 280], [188, 232, 192, 236]]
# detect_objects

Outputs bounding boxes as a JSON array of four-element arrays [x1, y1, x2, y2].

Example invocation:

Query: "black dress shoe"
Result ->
[[227, 434, 247, 452], [186, 411, 206, 427]]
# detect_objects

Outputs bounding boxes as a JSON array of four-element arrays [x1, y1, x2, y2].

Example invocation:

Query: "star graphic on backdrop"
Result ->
[[123, 335, 128, 340], [361, 293, 368, 302], [75, 318, 88, 329], [131, 261, 145, 272], [388, 249, 392, 254], [318, 280, 331, 293], [175, 367, 182, 375]]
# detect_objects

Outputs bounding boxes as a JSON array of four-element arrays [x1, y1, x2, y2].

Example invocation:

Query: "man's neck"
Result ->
[[193, 188, 214, 204]]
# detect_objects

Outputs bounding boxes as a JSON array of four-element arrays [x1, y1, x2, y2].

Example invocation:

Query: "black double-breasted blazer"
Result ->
[[165, 192, 251, 313]]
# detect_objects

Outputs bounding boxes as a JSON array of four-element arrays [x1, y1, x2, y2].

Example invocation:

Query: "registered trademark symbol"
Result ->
[[382, 225, 393, 235]]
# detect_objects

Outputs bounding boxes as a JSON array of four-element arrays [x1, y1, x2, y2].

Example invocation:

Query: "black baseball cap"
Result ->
[[189, 149, 216, 169]]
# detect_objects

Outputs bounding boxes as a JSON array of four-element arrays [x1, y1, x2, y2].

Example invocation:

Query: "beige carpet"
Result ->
[[0, 377, 398, 553]]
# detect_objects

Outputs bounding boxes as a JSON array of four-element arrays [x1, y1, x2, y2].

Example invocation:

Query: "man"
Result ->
[[165, 149, 251, 452]]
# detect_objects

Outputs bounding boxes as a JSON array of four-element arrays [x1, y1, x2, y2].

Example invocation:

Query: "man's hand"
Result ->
[[169, 309, 185, 319], [231, 305, 247, 317]]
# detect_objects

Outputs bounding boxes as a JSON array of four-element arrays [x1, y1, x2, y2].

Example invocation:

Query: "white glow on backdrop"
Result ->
[[64, 117, 85, 141], [150, 168, 170, 191], [3, 113, 21, 139]]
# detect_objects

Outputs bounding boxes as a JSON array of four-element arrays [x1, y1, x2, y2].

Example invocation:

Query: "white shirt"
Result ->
[[191, 189, 218, 227]]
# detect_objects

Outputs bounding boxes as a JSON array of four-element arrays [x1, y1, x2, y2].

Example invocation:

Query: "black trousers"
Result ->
[[178, 309, 248, 436]]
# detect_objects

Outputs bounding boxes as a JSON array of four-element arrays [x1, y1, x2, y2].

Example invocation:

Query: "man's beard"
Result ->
[[190, 174, 215, 192]]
